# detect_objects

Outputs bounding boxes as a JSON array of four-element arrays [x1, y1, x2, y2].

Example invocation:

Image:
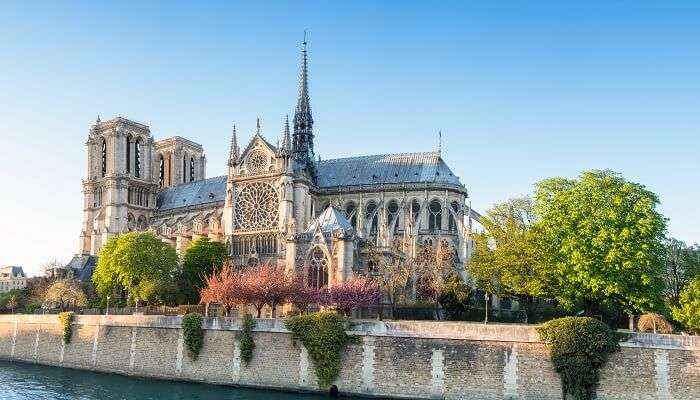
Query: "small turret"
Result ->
[[228, 124, 240, 166]]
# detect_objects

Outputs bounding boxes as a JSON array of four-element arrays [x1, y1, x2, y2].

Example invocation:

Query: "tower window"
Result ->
[[126, 136, 131, 174], [190, 157, 195, 182], [101, 139, 107, 177], [159, 155, 165, 187], [308, 247, 329, 289], [135, 140, 141, 178], [182, 155, 187, 184]]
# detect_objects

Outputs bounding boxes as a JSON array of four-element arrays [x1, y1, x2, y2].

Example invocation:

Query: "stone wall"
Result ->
[[0, 315, 698, 399]]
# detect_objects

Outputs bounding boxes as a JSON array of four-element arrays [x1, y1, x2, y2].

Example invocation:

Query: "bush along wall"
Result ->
[[58, 312, 75, 344], [537, 316, 620, 400], [182, 312, 204, 360], [240, 314, 255, 365], [286, 311, 357, 389]]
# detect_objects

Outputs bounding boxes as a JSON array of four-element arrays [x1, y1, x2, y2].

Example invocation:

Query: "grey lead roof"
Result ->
[[155, 152, 464, 213], [304, 206, 354, 234], [316, 152, 462, 189], [156, 176, 227, 213]]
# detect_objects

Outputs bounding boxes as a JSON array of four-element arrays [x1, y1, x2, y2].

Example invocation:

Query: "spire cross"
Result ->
[[256, 117, 261, 135]]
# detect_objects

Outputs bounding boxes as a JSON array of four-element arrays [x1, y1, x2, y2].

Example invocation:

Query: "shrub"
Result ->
[[182, 312, 204, 360], [24, 304, 41, 314], [537, 317, 620, 400], [286, 311, 356, 389], [638, 313, 673, 334], [672, 279, 700, 333], [240, 314, 255, 365], [438, 274, 472, 320], [58, 312, 75, 344]]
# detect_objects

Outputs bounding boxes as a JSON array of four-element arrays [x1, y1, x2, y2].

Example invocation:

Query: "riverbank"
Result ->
[[1, 314, 698, 399]]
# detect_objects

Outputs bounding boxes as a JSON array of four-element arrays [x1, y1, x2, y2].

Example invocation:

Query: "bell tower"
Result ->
[[80, 117, 158, 255]]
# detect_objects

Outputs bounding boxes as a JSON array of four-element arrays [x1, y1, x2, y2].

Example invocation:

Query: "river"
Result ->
[[0, 360, 334, 400]]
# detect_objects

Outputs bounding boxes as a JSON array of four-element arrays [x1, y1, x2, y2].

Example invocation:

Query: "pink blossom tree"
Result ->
[[328, 276, 382, 316], [200, 263, 243, 316]]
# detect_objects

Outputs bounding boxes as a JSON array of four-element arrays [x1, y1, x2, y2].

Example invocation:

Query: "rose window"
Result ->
[[247, 150, 268, 174], [234, 182, 279, 231]]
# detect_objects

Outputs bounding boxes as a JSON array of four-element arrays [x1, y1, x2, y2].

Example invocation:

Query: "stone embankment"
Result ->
[[1, 314, 698, 399]]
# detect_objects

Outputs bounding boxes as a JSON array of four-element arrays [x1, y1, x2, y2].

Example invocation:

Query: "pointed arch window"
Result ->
[[365, 202, 378, 235], [411, 199, 421, 224], [135, 139, 141, 178], [429, 199, 442, 232], [190, 157, 195, 182], [159, 155, 165, 187], [125, 136, 131, 174], [101, 139, 107, 177], [308, 247, 329, 289], [448, 201, 460, 232], [387, 200, 399, 234], [182, 155, 187, 184], [344, 201, 357, 229]]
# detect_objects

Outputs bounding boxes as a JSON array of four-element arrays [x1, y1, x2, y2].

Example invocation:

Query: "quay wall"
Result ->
[[0, 315, 698, 399]]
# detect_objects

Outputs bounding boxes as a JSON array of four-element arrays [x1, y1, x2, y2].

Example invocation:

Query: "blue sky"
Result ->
[[1, 1, 699, 275]]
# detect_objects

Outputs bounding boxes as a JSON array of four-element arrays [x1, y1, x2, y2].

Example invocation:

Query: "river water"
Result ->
[[0, 360, 332, 400]]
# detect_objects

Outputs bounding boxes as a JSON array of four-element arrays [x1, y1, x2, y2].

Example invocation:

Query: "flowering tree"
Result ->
[[200, 263, 243, 316], [240, 264, 294, 318], [289, 277, 320, 314], [44, 279, 88, 311], [328, 276, 382, 316]]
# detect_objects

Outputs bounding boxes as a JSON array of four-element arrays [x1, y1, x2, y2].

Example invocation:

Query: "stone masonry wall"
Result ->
[[0, 315, 698, 399]]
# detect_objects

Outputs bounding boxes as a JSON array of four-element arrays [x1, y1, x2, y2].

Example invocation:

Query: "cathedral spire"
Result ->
[[292, 31, 316, 178], [228, 124, 240, 165], [282, 114, 291, 151]]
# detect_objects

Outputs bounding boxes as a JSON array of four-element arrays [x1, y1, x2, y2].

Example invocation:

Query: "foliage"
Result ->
[[286, 312, 355, 389], [637, 313, 674, 334], [24, 304, 41, 314], [200, 263, 244, 316], [58, 312, 75, 343], [415, 242, 454, 319], [44, 280, 87, 311], [182, 312, 204, 360], [468, 197, 546, 302], [537, 317, 620, 400], [4, 295, 18, 313], [240, 314, 255, 365], [93, 232, 178, 305], [438, 274, 472, 320], [671, 279, 700, 333], [327, 276, 382, 315], [533, 170, 667, 315], [289, 277, 320, 314], [367, 242, 414, 310], [181, 238, 229, 304], [663, 238, 700, 305]]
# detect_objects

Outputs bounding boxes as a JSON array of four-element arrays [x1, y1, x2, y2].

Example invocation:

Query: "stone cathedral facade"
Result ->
[[79, 41, 473, 288]]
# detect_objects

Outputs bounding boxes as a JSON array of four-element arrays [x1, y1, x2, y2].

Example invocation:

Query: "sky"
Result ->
[[1, 1, 699, 276]]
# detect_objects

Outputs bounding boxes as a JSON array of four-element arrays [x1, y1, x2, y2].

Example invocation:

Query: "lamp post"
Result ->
[[106, 296, 111, 316], [484, 292, 490, 324]]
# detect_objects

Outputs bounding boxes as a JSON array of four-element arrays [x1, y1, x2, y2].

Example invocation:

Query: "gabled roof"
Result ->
[[304, 206, 354, 234], [64, 255, 98, 283], [316, 152, 463, 189], [156, 176, 227, 213]]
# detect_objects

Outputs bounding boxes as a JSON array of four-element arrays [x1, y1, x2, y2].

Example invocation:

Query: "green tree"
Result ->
[[533, 170, 667, 315], [180, 238, 228, 304], [438, 273, 472, 320], [468, 198, 546, 304], [672, 278, 700, 332], [663, 238, 700, 305], [93, 232, 178, 305]]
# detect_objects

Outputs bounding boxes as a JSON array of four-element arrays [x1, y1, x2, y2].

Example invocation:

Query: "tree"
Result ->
[[327, 276, 382, 316], [663, 238, 700, 305], [5, 295, 18, 313], [439, 274, 472, 320], [533, 170, 667, 315], [200, 263, 244, 316], [240, 264, 294, 318], [289, 277, 319, 314], [375, 257, 413, 315], [44, 280, 87, 311], [415, 242, 454, 320], [181, 238, 229, 304], [671, 278, 700, 333], [93, 232, 178, 305]]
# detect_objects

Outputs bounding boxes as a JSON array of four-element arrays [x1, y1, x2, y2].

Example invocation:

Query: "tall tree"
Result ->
[[181, 238, 229, 304], [44, 280, 87, 311], [663, 238, 700, 305], [533, 170, 667, 315], [468, 197, 546, 303], [93, 232, 179, 305]]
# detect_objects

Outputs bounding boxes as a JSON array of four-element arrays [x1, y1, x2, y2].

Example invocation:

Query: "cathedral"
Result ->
[[79, 40, 474, 288]]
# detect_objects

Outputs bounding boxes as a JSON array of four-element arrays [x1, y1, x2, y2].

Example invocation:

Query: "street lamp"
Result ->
[[106, 296, 111, 316], [484, 292, 490, 324]]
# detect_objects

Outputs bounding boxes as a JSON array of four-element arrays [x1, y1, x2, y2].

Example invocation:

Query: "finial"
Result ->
[[303, 29, 308, 46], [229, 124, 239, 164], [280, 114, 292, 152], [96, 115, 101, 123], [256, 117, 261, 135]]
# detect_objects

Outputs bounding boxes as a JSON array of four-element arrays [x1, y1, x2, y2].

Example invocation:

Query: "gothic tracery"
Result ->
[[234, 182, 279, 231]]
